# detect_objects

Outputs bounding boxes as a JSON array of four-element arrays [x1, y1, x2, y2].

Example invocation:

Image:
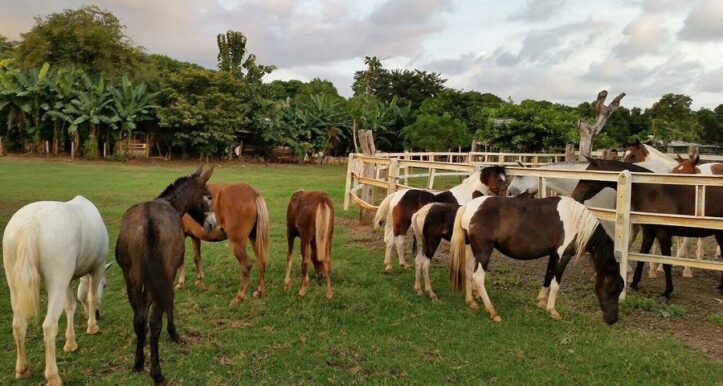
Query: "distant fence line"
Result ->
[[343, 152, 723, 299]]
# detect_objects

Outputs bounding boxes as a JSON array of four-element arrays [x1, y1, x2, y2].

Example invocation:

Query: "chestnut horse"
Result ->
[[285, 191, 334, 300], [448, 195, 623, 324], [373, 166, 508, 273], [571, 158, 723, 302], [177, 183, 269, 305], [116, 166, 216, 384]]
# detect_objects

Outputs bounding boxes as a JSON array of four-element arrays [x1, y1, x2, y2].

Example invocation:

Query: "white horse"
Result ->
[[2, 195, 110, 386]]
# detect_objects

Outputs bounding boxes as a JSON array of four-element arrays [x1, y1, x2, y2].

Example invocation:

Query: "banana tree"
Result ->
[[44, 67, 78, 154], [0, 64, 50, 152], [108, 75, 159, 157], [65, 73, 113, 158]]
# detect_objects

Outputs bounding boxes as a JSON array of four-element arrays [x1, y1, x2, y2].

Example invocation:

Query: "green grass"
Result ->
[[0, 157, 721, 385]]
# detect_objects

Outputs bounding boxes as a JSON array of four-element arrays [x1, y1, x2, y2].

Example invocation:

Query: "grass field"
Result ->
[[0, 157, 721, 385]]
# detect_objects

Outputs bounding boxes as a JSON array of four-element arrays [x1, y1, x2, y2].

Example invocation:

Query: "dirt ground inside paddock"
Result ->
[[341, 218, 723, 359]]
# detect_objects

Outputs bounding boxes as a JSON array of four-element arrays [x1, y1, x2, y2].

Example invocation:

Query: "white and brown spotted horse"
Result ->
[[373, 165, 508, 273], [449, 195, 624, 324], [411, 190, 535, 300]]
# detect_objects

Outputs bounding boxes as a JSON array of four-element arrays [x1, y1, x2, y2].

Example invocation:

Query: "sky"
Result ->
[[1, 0, 722, 109]]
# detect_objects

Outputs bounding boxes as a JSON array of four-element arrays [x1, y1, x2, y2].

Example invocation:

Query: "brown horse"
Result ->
[[285, 191, 334, 300], [178, 183, 269, 305], [571, 158, 723, 301], [116, 166, 215, 384], [448, 196, 623, 324]]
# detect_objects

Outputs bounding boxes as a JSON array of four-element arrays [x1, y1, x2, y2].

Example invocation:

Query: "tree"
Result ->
[[577, 90, 625, 158], [402, 113, 471, 151], [63, 73, 114, 158], [14, 6, 150, 79], [644, 93, 701, 143], [419, 89, 504, 134], [216, 30, 275, 82], [0, 34, 15, 59], [697, 104, 723, 144], [108, 75, 159, 156]]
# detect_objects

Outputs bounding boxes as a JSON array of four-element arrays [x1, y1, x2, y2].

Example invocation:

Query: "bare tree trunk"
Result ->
[[358, 129, 376, 225], [352, 119, 359, 153], [564, 144, 575, 162], [0, 136, 5, 156], [577, 90, 626, 159]]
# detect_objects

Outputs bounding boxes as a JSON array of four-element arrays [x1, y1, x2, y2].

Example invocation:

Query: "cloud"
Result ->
[[699, 66, 723, 93], [678, 0, 723, 42], [613, 15, 669, 58], [507, 0, 566, 22]]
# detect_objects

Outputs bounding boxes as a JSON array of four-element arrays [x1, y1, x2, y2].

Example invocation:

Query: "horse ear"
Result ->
[[633, 138, 641, 146], [584, 155, 598, 167], [104, 262, 113, 271], [693, 154, 700, 165], [198, 166, 214, 184], [676, 153, 684, 163], [191, 164, 204, 176]]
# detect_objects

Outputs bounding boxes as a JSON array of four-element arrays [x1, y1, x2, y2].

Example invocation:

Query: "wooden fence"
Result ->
[[343, 153, 723, 299]]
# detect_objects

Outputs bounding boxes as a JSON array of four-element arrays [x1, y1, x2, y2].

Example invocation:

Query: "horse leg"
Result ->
[[423, 235, 441, 301], [658, 236, 674, 303], [148, 305, 165, 384], [175, 259, 185, 289], [230, 240, 252, 306], [85, 269, 102, 335], [192, 237, 206, 288], [470, 244, 500, 322], [422, 258, 437, 301], [546, 252, 573, 321], [396, 235, 409, 270], [537, 253, 558, 309], [464, 245, 478, 310], [383, 236, 394, 273], [11, 311, 29, 379], [679, 237, 693, 278], [43, 285, 66, 386], [323, 256, 333, 301], [63, 285, 78, 352], [126, 282, 147, 372], [250, 236, 266, 298], [299, 239, 311, 298], [631, 230, 655, 291], [284, 230, 295, 291], [414, 250, 424, 296]]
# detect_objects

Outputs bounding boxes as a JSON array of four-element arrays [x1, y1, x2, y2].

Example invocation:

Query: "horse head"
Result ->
[[77, 262, 113, 320], [672, 153, 700, 174], [480, 165, 508, 196], [159, 165, 217, 232], [622, 139, 648, 163], [507, 162, 537, 197]]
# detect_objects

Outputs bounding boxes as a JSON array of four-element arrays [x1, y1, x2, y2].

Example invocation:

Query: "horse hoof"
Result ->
[[169, 332, 182, 344], [46, 374, 62, 386], [682, 269, 693, 278], [400, 264, 410, 271], [648, 272, 658, 279], [326, 292, 333, 301], [298, 289, 307, 298], [491, 315, 502, 323], [152, 373, 166, 385], [537, 300, 547, 309], [384, 265, 393, 273], [656, 264, 664, 273], [468, 301, 479, 310], [194, 280, 206, 289], [175, 282, 184, 290], [87, 324, 99, 335], [548, 309, 561, 320], [658, 296, 669, 305], [428, 292, 439, 301], [229, 297, 243, 306], [64, 340, 78, 352], [415, 287, 423, 296], [252, 290, 262, 298], [15, 366, 29, 379], [133, 361, 144, 372]]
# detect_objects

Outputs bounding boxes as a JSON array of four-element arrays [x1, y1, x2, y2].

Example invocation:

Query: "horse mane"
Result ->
[[594, 159, 654, 173], [643, 144, 676, 165], [157, 175, 193, 199]]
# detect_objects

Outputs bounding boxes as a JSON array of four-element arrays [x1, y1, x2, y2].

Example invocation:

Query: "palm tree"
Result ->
[[108, 75, 159, 157]]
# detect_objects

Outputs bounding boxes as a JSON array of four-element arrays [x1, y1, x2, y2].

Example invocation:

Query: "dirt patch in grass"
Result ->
[[340, 217, 723, 360]]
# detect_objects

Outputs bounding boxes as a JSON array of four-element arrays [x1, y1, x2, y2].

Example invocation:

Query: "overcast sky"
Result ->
[[1, 0, 722, 109]]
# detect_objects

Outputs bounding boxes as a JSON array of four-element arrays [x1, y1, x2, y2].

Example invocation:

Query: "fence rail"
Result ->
[[343, 152, 723, 299]]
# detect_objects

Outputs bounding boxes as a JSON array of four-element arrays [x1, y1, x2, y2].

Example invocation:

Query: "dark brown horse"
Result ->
[[116, 166, 215, 384], [374, 165, 508, 273], [177, 183, 269, 305], [448, 195, 623, 324], [285, 191, 334, 300], [571, 158, 723, 301]]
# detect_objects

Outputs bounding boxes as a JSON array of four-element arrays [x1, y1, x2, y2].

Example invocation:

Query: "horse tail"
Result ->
[[411, 204, 432, 258], [11, 222, 42, 320], [449, 205, 467, 292], [315, 200, 334, 265], [144, 219, 173, 316], [373, 192, 394, 231], [253, 195, 270, 268]]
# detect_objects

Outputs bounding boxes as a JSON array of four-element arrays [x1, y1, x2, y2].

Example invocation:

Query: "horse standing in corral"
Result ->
[[374, 165, 508, 273], [285, 190, 335, 300], [448, 195, 624, 324], [2, 196, 110, 386], [177, 183, 269, 305], [572, 158, 723, 302], [116, 166, 216, 384]]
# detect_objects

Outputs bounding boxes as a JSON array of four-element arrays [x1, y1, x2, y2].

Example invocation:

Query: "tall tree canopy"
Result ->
[[0, 35, 15, 59], [14, 6, 149, 78]]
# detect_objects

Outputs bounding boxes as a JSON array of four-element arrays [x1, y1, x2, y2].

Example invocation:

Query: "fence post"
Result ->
[[428, 168, 436, 189], [387, 158, 399, 195], [565, 144, 575, 162], [403, 151, 410, 186], [0, 136, 5, 156], [343, 153, 354, 211], [614, 170, 632, 300]]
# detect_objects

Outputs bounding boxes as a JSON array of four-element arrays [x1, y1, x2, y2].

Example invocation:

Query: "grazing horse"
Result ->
[[177, 183, 270, 305], [571, 158, 723, 302], [448, 196, 623, 324], [2, 196, 110, 386], [284, 190, 335, 300], [116, 166, 216, 384], [373, 165, 508, 273]]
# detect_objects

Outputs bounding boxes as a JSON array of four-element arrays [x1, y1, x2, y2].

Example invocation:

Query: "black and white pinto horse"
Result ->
[[373, 166, 507, 273], [448, 196, 624, 324]]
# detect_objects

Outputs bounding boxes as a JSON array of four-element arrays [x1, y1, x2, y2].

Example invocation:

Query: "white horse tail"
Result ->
[[373, 192, 395, 231], [11, 222, 41, 320], [449, 205, 468, 292], [254, 195, 270, 268], [315, 201, 333, 264]]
